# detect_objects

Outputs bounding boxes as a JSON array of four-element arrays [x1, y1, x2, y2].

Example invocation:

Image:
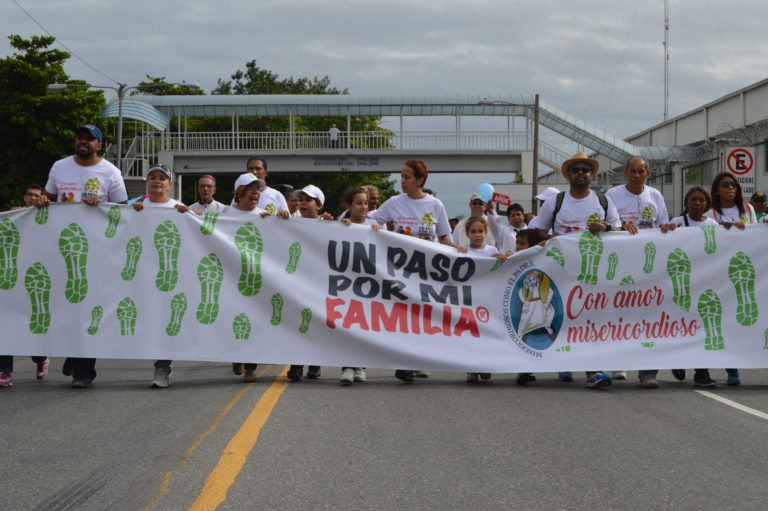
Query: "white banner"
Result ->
[[1, 203, 766, 372]]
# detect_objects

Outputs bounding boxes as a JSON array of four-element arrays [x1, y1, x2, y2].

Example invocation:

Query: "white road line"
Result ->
[[695, 390, 768, 421]]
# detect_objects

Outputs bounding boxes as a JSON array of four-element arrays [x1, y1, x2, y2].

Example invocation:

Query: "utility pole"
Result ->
[[531, 93, 540, 214]]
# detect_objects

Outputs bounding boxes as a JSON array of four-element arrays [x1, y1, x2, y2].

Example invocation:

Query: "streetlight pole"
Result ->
[[47, 81, 200, 174]]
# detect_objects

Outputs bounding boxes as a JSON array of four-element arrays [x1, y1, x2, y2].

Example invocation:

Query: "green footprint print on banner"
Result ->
[[701, 226, 717, 254], [0, 218, 20, 290], [233, 313, 251, 340], [641, 342, 655, 348], [643, 242, 656, 274], [271, 293, 283, 326], [196, 253, 224, 324], [620, 276, 635, 285], [546, 247, 565, 268], [34, 206, 48, 225], [121, 237, 143, 281], [87, 306, 103, 335], [104, 206, 121, 238], [606, 253, 618, 280], [24, 262, 51, 334], [286, 242, 301, 274], [153, 220, 181, 292], [764, 329, 768, 350], [58, 223, 89, 303], [235, 223, 263, 296], [117, 297, 137, 336], [577, 232, 603, 285], [166, 293, 188, 336], [697, 289, 723, 350], [490, 258, 506, 272], [728, 251, 757, 326], [200, 212, 219, 236], [299, 308, 312, 334], [556, 345, 570, 353], [666, 248, 691, 311]]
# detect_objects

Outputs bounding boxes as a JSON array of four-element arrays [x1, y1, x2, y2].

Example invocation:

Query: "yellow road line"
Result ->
[[189, 366, 290, 511], [141, 365, 273, 511]]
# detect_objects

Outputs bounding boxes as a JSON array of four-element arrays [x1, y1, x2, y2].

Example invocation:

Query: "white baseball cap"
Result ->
[[535, 187, 560, 201], [234, 173, 266, 190], [294, 184, 325, 205]]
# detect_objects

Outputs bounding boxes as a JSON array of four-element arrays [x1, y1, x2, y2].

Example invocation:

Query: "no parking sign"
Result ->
[[724, 146, 756, 194]]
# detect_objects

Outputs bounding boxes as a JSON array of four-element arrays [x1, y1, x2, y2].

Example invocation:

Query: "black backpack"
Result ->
[[551, 190, 609, 228]]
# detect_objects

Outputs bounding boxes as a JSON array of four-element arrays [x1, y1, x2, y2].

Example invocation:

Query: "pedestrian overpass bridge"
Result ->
[[100, 94, 703, 183]]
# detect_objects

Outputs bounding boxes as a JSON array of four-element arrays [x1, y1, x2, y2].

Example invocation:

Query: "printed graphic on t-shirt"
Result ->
[[264, 203, 276, 215], [82, 178, 101, 199]]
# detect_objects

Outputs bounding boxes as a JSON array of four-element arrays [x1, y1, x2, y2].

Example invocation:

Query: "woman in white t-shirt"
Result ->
[[131, 164, 190, 389], [706, 172, 756, 228], [371, 160, 466, 383]]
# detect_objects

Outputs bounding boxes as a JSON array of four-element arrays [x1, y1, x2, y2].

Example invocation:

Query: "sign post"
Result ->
[[724, 146, 756, 195]]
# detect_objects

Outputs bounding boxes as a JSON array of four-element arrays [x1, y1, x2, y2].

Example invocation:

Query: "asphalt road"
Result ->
[[2, 358, 768, 510]]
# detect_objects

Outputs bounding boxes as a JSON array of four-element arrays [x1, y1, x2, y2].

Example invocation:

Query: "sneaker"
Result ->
[[306, 366, 321, 379], [516, 373, 536, 386], [243, 368, 258, 382], [71, 378, 92, 389], [287, 366, 303, 381], [0, 372, 12, 387], [395, 370, 414, 383], [36, 359, 49, 380], [62, 357, 73, 376], [586, 372, 612, 389], [671, 369, 686, 381], [340, 368, 354, 385], [694, 372, 717, 388], [480, 373, 492, 380], [558, 372, 574, 382], [151, 367, 172, 389], [353, 368, 367, 382], [611, 370, 628, 380], [726, 369, 741, 386], [466, 372, 480, 383], [414, 370, 430, 378], [639, 374, 659, 389], [232, 363, 244, 375]]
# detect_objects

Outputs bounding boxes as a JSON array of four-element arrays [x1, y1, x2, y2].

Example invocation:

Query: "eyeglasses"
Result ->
[[569, 165, 592, 174], [470, 201, 485, 206], [720, 182, 739, 189]]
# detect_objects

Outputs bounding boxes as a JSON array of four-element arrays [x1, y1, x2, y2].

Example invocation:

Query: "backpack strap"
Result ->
[[595, 191, 609, 217], [551, 191, 566, 229]]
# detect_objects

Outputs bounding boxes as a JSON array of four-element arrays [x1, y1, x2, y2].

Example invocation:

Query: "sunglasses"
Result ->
[[470, 201, 485, 206], [569, 165, 592, 174], [720, 182, 739, 189]]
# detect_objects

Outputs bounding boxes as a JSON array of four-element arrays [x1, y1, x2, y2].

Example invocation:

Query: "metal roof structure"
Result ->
[[99, 93, 703, 164]]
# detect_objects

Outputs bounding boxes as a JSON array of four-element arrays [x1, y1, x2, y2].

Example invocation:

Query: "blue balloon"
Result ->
[[476, 183, 494, 202]]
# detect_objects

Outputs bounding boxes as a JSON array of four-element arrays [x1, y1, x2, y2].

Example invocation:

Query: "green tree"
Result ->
[[0, 35, 105, 208]]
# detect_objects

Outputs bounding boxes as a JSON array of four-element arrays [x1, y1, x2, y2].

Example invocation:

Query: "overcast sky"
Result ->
[[2, 0, 766, 214]]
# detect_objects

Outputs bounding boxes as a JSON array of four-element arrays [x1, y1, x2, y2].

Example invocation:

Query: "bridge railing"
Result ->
[[157, 131, 531, 152]]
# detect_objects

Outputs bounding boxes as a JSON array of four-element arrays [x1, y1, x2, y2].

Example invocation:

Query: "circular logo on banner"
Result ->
[[727, 148, 754, 175], [503, 269, 564, 351]]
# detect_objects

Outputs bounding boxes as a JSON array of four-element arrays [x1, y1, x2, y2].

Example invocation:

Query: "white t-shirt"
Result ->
[[372, 194, 451, 242], [605, 185, 669, 229], [452, 215, 496, 247], [669, 214, 718, 227], [487, 209, 522, 253], [189, 199, 225, 213], [45, 156, 128, 203], [328, 127, 340, 141], [706, 203, 757, 224], [223, 206, 267, 216], [464, 244, 500, 257], [257, 186, 289, 215], [143, 198, 183, 209], [531, 190, 621, 235]]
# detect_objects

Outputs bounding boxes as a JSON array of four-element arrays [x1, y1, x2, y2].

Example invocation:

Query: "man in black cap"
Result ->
[[35, 124, 128, 388], [749, 191, 767, 221]]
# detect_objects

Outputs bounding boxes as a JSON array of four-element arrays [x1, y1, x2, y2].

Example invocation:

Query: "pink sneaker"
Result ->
[[36, 359, 49, 380], [0, 372, 12, 387]]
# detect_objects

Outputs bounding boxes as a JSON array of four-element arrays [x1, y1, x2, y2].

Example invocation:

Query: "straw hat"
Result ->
[[561, 152, 599, 179]]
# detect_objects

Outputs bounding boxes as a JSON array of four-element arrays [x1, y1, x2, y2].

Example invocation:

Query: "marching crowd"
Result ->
[[1, 124, 765, 391]]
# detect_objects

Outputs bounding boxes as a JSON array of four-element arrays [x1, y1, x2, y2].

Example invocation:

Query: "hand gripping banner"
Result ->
[[0, 204, 766, 372]]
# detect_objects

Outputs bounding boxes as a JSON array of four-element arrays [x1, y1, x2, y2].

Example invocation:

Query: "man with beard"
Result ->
[[530, 152, 620, 389], [35, 124, 128, 389]]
